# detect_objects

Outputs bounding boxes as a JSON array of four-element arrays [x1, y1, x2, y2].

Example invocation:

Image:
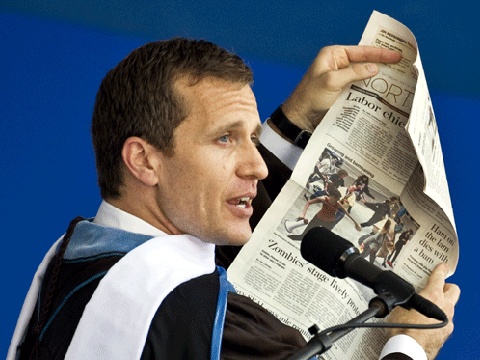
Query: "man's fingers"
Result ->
[[310, 45, 402, 93], [444, 282, 461, 298], [343, 45, 402, 64], [428, 263, 449, 285], [319, 63, 378, 93], [419, 263, 461, 311], [444, 282, 461, 306], [312, 45, 401, 74], [420, 263, 448, 296]]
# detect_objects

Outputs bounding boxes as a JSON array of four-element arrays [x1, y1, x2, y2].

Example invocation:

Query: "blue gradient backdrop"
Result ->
[[1, 3, 478, 358]]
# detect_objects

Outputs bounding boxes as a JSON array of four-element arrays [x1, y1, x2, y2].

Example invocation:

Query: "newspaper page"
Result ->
[[227, 10, 459, 359]]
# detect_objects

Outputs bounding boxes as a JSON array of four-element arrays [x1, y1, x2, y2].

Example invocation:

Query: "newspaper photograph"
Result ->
[[227, 10, 459, 359]]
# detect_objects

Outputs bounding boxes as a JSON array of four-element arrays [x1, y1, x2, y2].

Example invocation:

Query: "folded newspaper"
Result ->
[[227, 10, 459, 359]]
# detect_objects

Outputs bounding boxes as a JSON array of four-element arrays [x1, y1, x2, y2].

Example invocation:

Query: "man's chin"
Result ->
[[217, 227, 252, 246]]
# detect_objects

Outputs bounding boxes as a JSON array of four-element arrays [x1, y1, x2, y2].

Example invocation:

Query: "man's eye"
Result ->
[[218, 134, 230, 143], [251, 135, 260, 147]]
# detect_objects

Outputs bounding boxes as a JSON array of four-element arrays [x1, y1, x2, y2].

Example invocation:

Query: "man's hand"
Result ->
[[386, 263, 460, 360], [282, 45, 402, 131]]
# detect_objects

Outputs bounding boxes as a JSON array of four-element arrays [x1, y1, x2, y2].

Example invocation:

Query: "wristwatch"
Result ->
[[269, 106, 311, 149]]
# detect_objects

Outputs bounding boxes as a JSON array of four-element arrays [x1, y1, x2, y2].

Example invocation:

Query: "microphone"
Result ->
[[300, 227, 446, 321]]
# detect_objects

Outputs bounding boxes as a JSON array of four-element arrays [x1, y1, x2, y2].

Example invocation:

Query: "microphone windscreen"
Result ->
[[300, 227, 353, 277]]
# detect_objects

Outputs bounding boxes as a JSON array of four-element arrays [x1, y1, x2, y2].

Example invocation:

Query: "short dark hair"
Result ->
[[329, 187, 342, 200], [91, 38, 253, 199]]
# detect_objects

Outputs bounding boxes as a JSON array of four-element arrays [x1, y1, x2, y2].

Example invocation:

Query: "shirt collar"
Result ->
[[93, 200, 167, 237]]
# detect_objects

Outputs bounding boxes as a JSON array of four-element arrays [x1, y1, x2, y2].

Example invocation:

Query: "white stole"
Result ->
[[65, 234, 215, 359]]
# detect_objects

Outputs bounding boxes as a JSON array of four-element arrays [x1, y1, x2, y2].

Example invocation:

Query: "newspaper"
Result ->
[[227, 10, 459, 359]]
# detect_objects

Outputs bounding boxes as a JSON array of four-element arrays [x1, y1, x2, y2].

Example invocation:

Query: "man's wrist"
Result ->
[[268, 106, 312, 150], [259, 121, 303, 170]]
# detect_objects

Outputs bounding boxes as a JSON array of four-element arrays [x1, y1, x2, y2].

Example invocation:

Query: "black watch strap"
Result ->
[[269, 106, 311, 150]]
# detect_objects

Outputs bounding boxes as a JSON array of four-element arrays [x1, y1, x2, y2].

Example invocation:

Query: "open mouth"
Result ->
[[229, 196, 252, 209], [236, 196, 250, 208]]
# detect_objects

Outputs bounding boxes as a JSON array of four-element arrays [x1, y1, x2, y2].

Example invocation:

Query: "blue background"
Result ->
[[1, 2, 478, 358]]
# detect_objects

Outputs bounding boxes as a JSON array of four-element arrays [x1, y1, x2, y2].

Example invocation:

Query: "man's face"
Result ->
[[154, 76, 268, 245]]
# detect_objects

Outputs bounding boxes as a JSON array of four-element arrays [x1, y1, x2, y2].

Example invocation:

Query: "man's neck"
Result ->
[[94, 200, 167, 237]]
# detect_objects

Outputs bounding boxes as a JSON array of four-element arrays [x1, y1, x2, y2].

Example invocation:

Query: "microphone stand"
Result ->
[[286, 293, 397, 360]]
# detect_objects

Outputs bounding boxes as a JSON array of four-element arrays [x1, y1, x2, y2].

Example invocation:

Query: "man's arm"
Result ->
[[360, 200, 381, 212], [299, 196, 325, 219], [262, 45, 402, 166], [279, 45, 402, 132]]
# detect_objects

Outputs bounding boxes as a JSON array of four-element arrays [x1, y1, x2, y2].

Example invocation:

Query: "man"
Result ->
[[8, 38, 459, 359], [360, 198, 393, 228], [305, 151, 339, 190], [388, 229, 415, 267], [360, 219, 395, 266], [305, 164, 348, 201], [352, 174, 376, 201], [286, 186, 362, 240]]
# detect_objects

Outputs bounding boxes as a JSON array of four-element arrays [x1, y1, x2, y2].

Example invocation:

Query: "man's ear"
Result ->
[[121, 137, 160, 187]]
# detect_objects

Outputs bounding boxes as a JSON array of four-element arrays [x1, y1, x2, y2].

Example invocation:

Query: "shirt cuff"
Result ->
[[259, 121, 303, 171], [379, 334, 427, 360]]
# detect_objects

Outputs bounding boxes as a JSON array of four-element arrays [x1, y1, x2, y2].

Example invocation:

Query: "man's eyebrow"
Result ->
[[212, 120, 263, 136]]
